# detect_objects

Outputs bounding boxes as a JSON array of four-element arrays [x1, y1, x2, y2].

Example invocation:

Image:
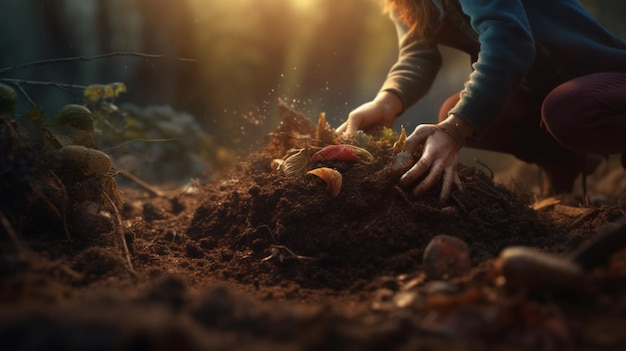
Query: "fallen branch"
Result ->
[[118, 169, 167, 197], [101, 191, 135, 275], [0, 52, 195, 75], [0, 210, 24, 254], [0, 78, 86, 90]]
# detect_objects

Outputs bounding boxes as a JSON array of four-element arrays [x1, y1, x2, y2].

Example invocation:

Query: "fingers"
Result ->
[[340, 120, 464, 201], [454, 171, 464, 192], [399, 129, 464, 200], [439, 167, 464, 201], [403, 125, 436, 154], [344, 123, 358, 137], [336, 120, 350, 135], [410, 159, 444, 198], [337, 116, 361, 137], [399, 154, 431, 188], [399, 126, 438, 188], [339, 96, 400, 137], [405, 161, 463, 201], [439, 165, 457, 201], [336, 121, 347, 134]]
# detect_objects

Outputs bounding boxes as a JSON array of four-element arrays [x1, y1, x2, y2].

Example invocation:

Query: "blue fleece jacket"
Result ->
[[381, 0, 626, 136]]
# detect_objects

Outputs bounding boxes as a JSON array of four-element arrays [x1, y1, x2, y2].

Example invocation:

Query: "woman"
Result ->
[[338, 0, 626, 200]]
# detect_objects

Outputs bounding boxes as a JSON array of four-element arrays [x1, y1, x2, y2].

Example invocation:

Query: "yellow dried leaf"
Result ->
[[316, 112, 337, 145], [307, 167, 342, 197], [83, 82, 127, 105], [392, 127, 407, 154]]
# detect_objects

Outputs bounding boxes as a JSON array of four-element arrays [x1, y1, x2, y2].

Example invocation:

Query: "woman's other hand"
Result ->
[[398, 115, 473, 201], [337, 91, 403, 137]]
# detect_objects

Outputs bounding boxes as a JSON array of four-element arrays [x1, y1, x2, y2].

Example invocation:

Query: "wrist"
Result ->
[[375, 91, 403, 117], [438, 114, 474, 147], [444, 115, 473, 137]]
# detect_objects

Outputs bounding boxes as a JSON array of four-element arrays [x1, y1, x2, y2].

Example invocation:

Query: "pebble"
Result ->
[[423, 235, 471, 280], [421, 280, 460, 295], [72, 201, 114, 237], [495, 246, 588, 292]]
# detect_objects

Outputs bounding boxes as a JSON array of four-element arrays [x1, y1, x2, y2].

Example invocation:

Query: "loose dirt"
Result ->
[[1, 105, 626, 351]]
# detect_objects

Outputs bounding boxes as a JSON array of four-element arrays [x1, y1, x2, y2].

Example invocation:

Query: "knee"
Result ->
[[541, 80, 589, 150], [542, 73, 626, 153]]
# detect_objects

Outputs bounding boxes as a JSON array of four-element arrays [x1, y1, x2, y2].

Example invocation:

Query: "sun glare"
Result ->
[[189, 0, 316, 13], [290, 0, 315, 13]]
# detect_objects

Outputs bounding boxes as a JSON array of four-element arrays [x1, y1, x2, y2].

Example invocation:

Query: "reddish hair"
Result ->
[[384, 0, 438, 37]]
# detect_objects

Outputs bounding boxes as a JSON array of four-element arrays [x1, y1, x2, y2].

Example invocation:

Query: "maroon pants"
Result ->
[[439, 72, 626, 168]]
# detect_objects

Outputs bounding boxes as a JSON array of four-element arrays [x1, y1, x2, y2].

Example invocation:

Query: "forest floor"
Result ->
[[1, 103, 626, 351]]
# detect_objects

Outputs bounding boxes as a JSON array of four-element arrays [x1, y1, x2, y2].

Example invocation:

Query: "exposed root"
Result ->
[[101, 191, 135, 275], [261, 244, 316, 263], [393, 186, 458, 217], [474, 158, 494, 181], [50, 171, 72, 240], [0, 210, 24, 254], [118, 169, 167, 197]]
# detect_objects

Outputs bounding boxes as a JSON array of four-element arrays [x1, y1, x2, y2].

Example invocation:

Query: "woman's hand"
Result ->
[[398, 115, 473, 201], [337, 91, 403, 137]]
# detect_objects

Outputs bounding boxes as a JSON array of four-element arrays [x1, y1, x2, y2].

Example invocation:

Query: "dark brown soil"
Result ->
[[2, 106, 626, 351]]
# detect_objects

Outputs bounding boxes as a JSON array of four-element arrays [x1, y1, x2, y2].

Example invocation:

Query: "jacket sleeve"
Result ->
[[379, 9, 442, 114], [449, 0, 536, 136]]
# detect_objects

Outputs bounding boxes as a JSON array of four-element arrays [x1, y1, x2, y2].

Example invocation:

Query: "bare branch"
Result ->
[[0, 210, 24, 254], [0, 78, 86, 91], [101, 190, 136, 275], [0, 52, 195, 75], [12, 82, 37, 107]]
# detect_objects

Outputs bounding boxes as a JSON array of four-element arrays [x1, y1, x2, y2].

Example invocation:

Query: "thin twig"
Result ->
[[472, 176, 505, 201], [12, 82, 36, 107], [49, 171, 72, 240], [278, 132, 323, 145], [570, 208, 600, 228], [474, 158, 494, 181], [393, 186, 457, 217], [257, 224, 278, 243], [582, 172, 590, 206], [262, 244, 315, 262], [101, 191, 135, 274], [0, 210, 24, 254], [450, 192, 469, 215], [618, 187, 626, 215], [3, 78, 74, 111], [0, 52, 195, 75], [103, 138, 176, 153], [117, 169, 166, 197], [0, 78, 86, 91], [174, 181, 196, 200]]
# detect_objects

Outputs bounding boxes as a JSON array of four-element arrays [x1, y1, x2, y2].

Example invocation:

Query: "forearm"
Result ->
[[374, 91, 403, 119], [381, 8, 442, 114], [449, 0, 536, 136]]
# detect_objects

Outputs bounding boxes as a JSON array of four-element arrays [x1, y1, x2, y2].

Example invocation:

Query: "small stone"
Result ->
[[495, 246, 588, 292], [72, 201, 114, 237], [143, 203, 167, 221], [423, 235, 471, 280], [421, 280, 460, 295], [392, 291, 418, 308], [185, 242, 205, 259], [248, 184, 261, 197]]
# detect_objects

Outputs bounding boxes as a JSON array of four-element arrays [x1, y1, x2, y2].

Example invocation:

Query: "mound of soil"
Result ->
[[1, 104, 626, 351]]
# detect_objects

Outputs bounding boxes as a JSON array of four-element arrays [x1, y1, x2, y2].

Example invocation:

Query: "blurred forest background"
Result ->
[[0, 0, 624, 180]]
